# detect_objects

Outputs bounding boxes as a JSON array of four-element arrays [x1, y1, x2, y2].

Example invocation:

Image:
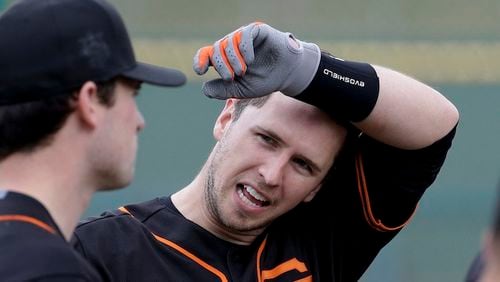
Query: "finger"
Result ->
[[202, 79, 238, 99], [212, 38, 235, 80], [225, 30, 247, 76], [193, 46, 213, 75], [251, 22, 272, 47], [237, 22, 262, 64]]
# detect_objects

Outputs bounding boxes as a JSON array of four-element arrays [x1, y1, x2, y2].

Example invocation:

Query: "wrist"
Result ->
[[282, 41, 321, 96], [295, 51, 380, 122]]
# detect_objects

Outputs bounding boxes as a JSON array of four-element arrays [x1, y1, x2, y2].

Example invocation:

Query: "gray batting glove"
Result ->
[[193, 22, 321, 99]]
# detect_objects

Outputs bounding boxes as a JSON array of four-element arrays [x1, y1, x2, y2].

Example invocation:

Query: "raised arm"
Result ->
[[193, 22, 458, 149], [354, 65, 458, 149]]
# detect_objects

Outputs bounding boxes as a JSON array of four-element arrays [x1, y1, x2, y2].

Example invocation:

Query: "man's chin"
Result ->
[[97, 175, 133, 192]]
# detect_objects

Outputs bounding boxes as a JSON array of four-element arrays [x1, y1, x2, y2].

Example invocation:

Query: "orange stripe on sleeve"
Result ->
[[355, 152, 418, 232], [0, 214, 56, 234], [118, 206, 131, 215]]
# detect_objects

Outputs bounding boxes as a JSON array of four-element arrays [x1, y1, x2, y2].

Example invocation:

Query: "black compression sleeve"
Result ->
[[295, 51, 380, 122]]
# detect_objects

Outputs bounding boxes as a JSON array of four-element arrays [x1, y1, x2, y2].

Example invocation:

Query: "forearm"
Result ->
[[354, 65, 459, 149], [297, 54, 459, 150]]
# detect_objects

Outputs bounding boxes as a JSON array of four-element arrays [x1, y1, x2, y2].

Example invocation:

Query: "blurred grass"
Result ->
[[3, 0, 498, 83], [133, 39, 500, 84], [109, 0, 500, 41], [109, 0, 500, 85]]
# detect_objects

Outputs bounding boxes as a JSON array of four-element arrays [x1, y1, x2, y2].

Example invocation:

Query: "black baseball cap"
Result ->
[[0, 0, 186, 105]]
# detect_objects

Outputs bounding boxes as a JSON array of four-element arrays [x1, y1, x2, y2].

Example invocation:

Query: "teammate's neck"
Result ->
[[0, 151, 95, 241]]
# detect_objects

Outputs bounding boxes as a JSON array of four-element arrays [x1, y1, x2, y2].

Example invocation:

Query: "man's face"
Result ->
[[205, 93, 347, 234], [91, 78, 144, 190]]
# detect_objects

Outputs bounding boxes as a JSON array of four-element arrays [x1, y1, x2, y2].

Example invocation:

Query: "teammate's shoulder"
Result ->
[[76, 197, 169, 231], [72, 197, 173, 265], [122, 196, 171, 222], [1, 230, 95, 280]]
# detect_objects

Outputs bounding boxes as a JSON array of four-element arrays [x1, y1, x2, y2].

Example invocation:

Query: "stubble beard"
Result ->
[[204, 151, 272, 234], [205, 162, 222, 225]]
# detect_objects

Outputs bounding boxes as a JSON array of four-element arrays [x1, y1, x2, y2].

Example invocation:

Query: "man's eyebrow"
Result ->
[[256, 126, 285, 145], [255, 126, 322, 174], [295, 153, 322, 174]]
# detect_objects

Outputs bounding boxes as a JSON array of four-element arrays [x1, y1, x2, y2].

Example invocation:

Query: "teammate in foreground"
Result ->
[[74, 22, 458, 281], [0, 0, 185, 280]]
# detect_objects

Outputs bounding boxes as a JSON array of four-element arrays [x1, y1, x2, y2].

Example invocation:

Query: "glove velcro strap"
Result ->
[[295, 52, 379, 122]]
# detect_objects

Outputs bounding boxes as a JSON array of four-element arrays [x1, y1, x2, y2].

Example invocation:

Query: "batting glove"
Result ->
[[193, 22, 321, 99]]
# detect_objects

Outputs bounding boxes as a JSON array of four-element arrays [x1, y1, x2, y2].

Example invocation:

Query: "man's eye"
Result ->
[[257, 134, 276, 146], [293, 158, 312, 174]]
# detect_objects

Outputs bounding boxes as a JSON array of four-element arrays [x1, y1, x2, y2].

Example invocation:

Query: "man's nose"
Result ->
[[258, 155, 287, 188]]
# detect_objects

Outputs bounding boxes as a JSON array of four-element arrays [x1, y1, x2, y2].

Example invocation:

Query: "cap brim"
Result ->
[[122, 62, 186, 87]]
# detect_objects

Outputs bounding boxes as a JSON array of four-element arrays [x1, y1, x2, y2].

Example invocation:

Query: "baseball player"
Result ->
[[73, 23, 459, 281], [0, 0, 185, 280]]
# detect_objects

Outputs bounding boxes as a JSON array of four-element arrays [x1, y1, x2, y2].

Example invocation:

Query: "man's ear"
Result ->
[[303, 183, 322, 203], [213, 99, 236, 141], [75, 81, 101, 129]]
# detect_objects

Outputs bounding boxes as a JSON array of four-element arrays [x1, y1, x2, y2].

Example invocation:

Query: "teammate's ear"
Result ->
[[213, 99, 236, 141], [75, 81, 101, 129], [303, 183, 322, 203]]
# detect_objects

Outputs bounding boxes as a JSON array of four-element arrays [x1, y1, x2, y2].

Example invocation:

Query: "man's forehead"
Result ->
[[233, 94, 347, 153], [249, 93, 332, 124], [241, 94, 347, 151]]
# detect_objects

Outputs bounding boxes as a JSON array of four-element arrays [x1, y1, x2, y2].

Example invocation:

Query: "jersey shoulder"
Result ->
[[0, 223, 97, 281], [76, 197, 167, 233], [73, 197, 170, 256]]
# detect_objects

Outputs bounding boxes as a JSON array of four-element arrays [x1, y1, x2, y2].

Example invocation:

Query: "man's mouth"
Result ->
[[237, 183, 270, 207]]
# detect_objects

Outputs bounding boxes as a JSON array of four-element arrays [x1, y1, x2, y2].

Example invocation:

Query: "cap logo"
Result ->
[[78, 32, 111, 69]]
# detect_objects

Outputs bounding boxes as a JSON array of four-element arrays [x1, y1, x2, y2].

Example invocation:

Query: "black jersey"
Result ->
[[0, 191, 101, 281], [73, 128, 456, 281]]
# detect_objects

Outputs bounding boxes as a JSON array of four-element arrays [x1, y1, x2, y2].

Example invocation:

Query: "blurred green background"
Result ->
[[3, 0, 499, 281]]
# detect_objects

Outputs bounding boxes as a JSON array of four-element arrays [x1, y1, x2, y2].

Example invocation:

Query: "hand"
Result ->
[[193, 22, 321, 99]]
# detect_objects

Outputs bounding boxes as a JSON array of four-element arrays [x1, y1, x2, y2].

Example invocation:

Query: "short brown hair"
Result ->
[[0, 78, 117, 161], [232, 96, 271, 121]]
